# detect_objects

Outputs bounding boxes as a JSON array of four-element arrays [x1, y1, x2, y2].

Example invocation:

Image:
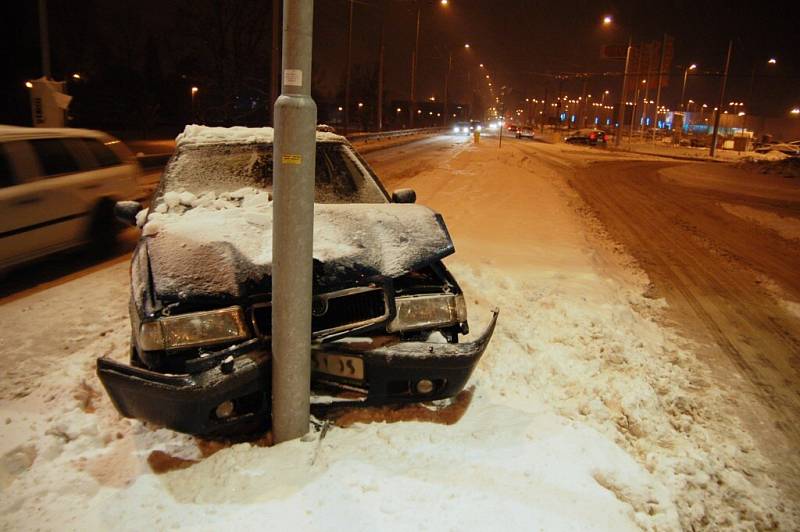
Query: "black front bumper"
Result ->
[[97, 311, 498, 436]]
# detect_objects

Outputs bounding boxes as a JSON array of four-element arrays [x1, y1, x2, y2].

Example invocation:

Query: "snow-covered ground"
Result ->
[[0, 137, 792, 530]]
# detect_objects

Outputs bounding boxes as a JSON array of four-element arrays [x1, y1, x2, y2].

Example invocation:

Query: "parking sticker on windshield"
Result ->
[[281, 154, 302, 165]]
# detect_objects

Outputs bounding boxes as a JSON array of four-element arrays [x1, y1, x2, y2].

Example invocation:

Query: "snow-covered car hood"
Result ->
[[140, 188, 454, 300]]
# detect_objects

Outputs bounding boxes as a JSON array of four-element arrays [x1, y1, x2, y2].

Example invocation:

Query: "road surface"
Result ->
[[532, 147, 800, 497]]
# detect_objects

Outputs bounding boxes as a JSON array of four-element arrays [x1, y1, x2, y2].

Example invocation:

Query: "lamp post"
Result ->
[[710, 41, 733, 157], [680, 63, 697, 111], [190, 86, 198, 121], [443, 43, 470, 127], [746, 57, 777, 130], [410, 1, 448, 127]]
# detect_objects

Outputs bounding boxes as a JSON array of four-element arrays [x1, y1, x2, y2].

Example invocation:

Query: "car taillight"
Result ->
[[590, 132, 597, 140]]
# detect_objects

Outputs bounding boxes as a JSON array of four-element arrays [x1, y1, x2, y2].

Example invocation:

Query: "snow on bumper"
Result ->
[[96, 311, 498, 436]]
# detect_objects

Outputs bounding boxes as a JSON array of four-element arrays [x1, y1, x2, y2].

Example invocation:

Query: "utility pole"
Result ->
[[540, 86, 548, 133], [639, 43, 655, 139], [615, 37, 632, 147], [377, 6, 385, 131], [344, 0, 353, 134], [270, 0, 281, 124], [409, 4, 421, 128], [579, 77, 588, 128], [710, 40, 733, 158], [652, 34, 667, 143], [271, 0, 317, 443], [443, 52, 452, 127], [38, 0, 51, 78]]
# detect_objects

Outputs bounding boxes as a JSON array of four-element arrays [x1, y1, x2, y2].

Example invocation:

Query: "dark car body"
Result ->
[[97, 126, 497, 437], [564, 128, 607, 146]]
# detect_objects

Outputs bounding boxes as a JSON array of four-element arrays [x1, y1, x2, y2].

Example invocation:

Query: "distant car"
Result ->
[[452, 121, 482, 135], [0, 126, 142, 272], [564, 128, 607, 146], [97, 125, 498, 436], [516, 126, 535, 140], [507, 124, 518, 133], [451, 122, 470, 135]]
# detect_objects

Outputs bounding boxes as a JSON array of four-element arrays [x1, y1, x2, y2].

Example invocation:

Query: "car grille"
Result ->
[[250, 287, 389, 338]]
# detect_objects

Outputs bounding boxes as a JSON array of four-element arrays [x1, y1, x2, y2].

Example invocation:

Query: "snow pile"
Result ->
[[0, 136, 794, 530], [720, 202, 800, 241], [176, 124, 346, 148], [143, 187, 453, 297]]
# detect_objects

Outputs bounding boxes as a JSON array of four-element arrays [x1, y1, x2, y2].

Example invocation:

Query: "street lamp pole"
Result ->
[[409, 4, 421, 128], [651, 33, 667, 143], [710, 40, 733, 157], [377, 6, 385, 131], [271, 0, 317, 443], [679, 63, 696, 111], [443, 51, 452, 127], [615, 36, 633, 147], [344, 0, 353, 134]]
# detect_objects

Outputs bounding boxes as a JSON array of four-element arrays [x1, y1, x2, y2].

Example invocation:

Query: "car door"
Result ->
[[0, 138, 88, 268]]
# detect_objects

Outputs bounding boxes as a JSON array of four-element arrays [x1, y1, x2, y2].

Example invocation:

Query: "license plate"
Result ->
[[311, 352, 364, 381]]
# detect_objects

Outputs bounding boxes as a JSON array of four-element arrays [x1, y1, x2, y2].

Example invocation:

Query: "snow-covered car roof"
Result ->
[[176, 125, 347, 148]]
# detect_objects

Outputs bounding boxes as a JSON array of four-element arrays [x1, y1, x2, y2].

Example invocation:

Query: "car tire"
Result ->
[[88, 197, 119, 250]]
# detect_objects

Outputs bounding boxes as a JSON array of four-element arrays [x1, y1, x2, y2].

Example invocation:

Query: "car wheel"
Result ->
[[88, 197, 119, 251]]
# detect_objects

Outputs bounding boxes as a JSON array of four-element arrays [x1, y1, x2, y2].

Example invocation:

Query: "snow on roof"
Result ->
[[176, 125, 347, 148]]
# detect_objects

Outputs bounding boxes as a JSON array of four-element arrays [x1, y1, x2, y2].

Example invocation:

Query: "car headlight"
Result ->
[[387, 294, 467, 333], [476, 125, 482, 131], [453, 126, 460, 133], [139, 306, 249, 351]]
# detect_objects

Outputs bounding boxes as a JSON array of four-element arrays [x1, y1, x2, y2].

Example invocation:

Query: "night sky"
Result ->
[[4, 0, 799, 130]]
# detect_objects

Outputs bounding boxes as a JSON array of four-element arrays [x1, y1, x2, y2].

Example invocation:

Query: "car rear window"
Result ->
[[82, 138, 121, 167], [29, 138, 79, 176]]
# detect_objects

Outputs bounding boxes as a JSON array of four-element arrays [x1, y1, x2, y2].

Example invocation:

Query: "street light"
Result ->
[[680, 63, 697, 111], [191, 86, 199, 121], [791, 108, 800, 115], [602, 15, 612, 25], [768, 58, 777, 64], [25, 81, 33, 89], [72, 73, 81, 80], [409, 0, 449, 128]]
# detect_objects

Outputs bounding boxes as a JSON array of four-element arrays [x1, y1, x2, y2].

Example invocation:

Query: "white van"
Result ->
[[0, 126, 142, 271]]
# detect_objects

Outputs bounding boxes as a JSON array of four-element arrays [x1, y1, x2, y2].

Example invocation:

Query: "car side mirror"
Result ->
[[391, 188, 416, 204], [114, 200, 142, 227]]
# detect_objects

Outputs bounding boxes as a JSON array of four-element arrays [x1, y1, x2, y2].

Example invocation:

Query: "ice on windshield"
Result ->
[[158, 142, 387, 205]]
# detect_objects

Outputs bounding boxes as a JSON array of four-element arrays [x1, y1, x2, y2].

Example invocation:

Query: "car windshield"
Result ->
[[158, 141, 387, 204]]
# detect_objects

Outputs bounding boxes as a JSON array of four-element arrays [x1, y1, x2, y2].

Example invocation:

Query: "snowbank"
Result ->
[[0, 137, 793, 531]]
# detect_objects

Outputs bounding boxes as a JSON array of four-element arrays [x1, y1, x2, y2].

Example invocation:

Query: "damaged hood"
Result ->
[[143, 196, 454, 299]]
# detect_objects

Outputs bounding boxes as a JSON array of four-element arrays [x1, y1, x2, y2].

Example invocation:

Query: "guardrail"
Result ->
[[346, 127, 446, 144]]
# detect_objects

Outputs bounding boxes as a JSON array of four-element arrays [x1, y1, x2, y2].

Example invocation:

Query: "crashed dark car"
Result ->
[[97, 126, 497, 437]]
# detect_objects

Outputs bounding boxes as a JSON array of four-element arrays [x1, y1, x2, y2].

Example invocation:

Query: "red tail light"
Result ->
[[590, 132, 597, 140]]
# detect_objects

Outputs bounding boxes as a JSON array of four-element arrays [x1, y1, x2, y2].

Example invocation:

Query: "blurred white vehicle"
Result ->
[[0, 126, 142, 271]]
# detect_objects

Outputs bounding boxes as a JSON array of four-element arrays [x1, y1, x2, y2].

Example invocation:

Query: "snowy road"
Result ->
[[566, 158, 800, 498], [1, 133, 797, 530]]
